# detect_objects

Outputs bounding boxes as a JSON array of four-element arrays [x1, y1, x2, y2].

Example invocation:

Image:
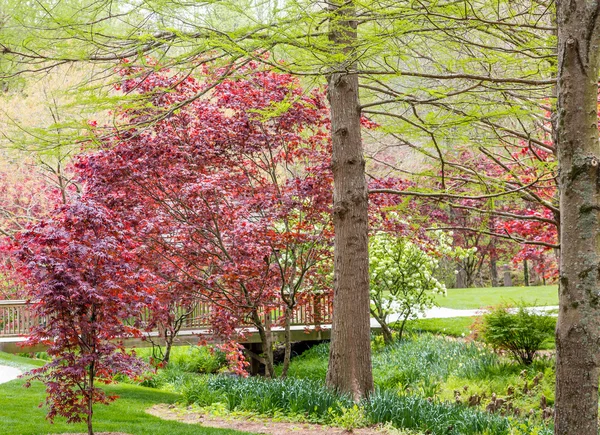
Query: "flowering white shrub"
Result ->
[[369, 232, 446, 344]]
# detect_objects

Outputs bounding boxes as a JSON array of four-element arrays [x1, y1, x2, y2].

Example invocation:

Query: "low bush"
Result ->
[[168, 345, 226, 373], [481, 306, 555, 365]]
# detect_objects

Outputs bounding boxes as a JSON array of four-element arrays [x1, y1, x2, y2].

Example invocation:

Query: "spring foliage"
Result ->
[[369, 232, 446, 343]]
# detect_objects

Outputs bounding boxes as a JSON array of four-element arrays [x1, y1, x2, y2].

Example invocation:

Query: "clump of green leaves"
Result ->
[[369, 232, 446, 344], [329, 404, 367, 431], [481, 305, 555, 365]]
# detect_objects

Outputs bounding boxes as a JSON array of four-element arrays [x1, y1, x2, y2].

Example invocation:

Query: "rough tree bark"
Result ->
[[325, 0, 374, 400], [554, 2, 600, 433]]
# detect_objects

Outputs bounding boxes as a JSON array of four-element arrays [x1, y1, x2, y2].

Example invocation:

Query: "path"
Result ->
[[0, 365, 21, 384]]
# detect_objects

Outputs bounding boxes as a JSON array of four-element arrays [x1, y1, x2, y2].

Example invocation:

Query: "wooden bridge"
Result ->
[[0, 296, 339, 354]]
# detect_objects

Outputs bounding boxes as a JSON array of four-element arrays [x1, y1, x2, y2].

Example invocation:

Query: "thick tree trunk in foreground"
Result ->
[[325, 0, 374, 400], [555, 2, 600, 433]]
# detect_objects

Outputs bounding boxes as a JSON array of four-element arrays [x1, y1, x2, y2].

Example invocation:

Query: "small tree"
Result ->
[[369, 233, 446, 344], [16, 200, 150, 435]]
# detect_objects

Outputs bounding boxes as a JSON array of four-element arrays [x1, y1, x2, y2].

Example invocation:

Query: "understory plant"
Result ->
[[369, 233, 446, 344], [15, 201, 150, 435], [481, 305, 555, 365]]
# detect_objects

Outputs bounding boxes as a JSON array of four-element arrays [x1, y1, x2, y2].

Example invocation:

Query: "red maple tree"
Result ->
[[15, 200, 151, 435], [77, 62, 334, 376]]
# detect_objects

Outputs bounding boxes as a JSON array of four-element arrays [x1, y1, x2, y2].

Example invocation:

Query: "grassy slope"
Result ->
[[0, 353, 252, 435], [434, 285, 558, 309]]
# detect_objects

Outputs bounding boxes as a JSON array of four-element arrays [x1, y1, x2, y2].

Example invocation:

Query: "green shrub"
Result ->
[[481, 305, 555, 365], [330, 404, 367, 431], [169, 345, 226, 373]]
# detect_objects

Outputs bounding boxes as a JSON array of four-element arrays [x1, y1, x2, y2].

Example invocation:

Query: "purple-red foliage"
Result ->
[[15, 199, 152, 425]]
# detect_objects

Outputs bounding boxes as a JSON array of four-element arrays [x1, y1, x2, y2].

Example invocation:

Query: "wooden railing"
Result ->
[[0, 294, 333, 338]]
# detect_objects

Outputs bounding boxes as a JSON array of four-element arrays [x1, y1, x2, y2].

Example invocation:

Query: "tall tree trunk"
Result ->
[[523, 259, 530, 287], [325, 0, 374, 400], [555, 3, 600, 434]]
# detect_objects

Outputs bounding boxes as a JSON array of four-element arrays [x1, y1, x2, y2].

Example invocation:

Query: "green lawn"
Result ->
[[0, 353, 252, 435], [403, 316, 477, 337], [434, 285, 558, 309]]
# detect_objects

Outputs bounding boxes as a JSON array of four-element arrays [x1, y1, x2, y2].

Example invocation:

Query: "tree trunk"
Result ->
[[523, 259, 530, 287], [87, 362, 95, 435], [396, 312, 411, 342], [490, 255, 499, 288], [503, 265, 512, 287], [554, 3, 600, 433], [370, 309, 393, 345], [251, 310, 274, 378], [325, 0, 374, 400], [455, 268, 466, 288], [281, 306, 292, 378]]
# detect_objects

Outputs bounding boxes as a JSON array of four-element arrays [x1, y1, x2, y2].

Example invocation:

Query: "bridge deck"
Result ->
[[0, 324, 340, 353], [0, 297, 387, 354]]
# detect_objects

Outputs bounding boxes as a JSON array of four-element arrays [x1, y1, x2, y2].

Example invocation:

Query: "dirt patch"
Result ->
[[147, 404, 389, 435]]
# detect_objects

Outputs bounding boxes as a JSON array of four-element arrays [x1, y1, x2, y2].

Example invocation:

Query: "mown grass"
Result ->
[[403, 317, 476, 337], [434, 285, 558, 310], [0, 352, 252, 435]]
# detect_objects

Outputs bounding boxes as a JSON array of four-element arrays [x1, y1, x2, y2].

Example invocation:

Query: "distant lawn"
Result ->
[[434, 285, 558, 310], [0, 353, 251, 435], [402, 316, 556, 349], [403, 316, 478, 337]]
